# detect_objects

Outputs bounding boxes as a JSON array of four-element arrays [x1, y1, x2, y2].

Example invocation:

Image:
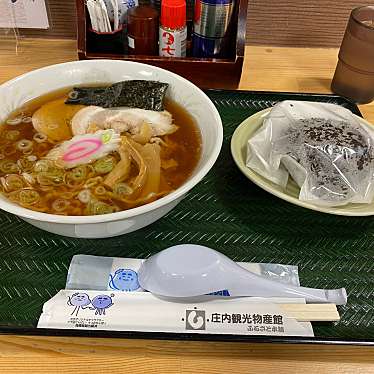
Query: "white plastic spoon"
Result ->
[[138, 244, 347, 305]]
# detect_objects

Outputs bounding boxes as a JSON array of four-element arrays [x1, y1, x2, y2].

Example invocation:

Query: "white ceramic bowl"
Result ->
[[0, 60, 223, 238]]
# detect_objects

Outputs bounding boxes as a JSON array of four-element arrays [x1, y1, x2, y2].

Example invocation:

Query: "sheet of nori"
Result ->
[[65, 81, 169, 111]]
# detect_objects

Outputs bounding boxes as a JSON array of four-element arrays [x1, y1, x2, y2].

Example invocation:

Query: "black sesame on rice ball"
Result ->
[[273, 118, 373, 204]]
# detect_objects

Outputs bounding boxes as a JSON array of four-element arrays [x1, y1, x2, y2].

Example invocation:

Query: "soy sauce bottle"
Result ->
[[127, 5, 159, 55]]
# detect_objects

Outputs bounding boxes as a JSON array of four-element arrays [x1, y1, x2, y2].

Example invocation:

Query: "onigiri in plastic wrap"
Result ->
[[246, 101, 374, 207]]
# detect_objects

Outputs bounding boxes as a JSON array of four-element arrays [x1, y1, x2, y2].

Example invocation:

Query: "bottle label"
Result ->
[[128, 36, 135, 49], [159, 27, 187, 57]]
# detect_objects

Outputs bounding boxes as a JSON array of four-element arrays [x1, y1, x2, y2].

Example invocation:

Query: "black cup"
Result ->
[[87, 25, 127, 54]]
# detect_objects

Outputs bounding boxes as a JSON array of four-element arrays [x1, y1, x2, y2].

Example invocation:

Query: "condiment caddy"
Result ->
[[75, 0, 247, 88]]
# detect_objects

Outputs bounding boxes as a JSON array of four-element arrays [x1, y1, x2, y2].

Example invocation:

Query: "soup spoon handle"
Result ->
[[228, 280, 346, 305], [220, 264, 347, 305]]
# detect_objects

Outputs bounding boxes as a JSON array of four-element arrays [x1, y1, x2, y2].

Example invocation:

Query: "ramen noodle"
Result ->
[[0, 83, 201, 215]]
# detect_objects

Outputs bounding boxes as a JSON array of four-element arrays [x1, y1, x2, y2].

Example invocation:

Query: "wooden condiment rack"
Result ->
[[75, 0, 247, 89]]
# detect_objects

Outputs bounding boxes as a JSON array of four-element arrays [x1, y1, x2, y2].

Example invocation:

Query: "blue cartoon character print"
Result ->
[[67, 292, 91, 316], [109, 268, 140, 291], [90, 294, 114, 315]]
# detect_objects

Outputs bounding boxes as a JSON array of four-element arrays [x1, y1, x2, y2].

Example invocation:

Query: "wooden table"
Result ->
[[1, 38, 374, 373]]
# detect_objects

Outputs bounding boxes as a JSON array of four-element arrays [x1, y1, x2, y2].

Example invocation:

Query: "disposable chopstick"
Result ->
[[279, 303, 340, 322], [97, 0, 112, 32], [86, 0, 99, 31], [110, 0, 119, 31]]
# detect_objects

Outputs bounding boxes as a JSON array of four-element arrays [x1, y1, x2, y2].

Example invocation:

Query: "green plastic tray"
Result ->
[[0, 90, 372, 344]]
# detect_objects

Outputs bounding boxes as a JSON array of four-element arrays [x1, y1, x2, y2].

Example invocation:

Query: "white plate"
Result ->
[[230, 108, 374, 216]]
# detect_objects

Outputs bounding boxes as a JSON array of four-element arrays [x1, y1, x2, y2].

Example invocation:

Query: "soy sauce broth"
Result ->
[[0, 87, 202, 215]]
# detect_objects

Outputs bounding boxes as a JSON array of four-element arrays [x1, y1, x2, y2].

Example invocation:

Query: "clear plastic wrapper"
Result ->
[[246, 101, 374, 207], [65, 254, 300, 291]]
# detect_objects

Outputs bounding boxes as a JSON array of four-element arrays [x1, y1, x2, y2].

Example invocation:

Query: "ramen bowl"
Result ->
[[0, 60, 223, 238]]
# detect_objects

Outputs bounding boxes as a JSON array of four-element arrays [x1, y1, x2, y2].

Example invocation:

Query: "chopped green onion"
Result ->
[[5, 130, 20, 141], [34, 160, 53, 173], [33, 133, 47, 143], [19, 189, 40, 205], [35, 161, 64, 186], [93, 156, 116, 175], [0, 159, 18, 174], [94, 185, 107, 195], [2, 174, 24, 192], [70, 166, 87, 180], [52, 199, 69, 212], [22, 116, 32, 123], [65, 166, 89, 187], [87, 199, 115, 215], [6, 116, 22, 126], [78, 189, 91, 204], [17, 139, 33, 152], [17, 157, 36, 172], [113, 182, 133, 197]]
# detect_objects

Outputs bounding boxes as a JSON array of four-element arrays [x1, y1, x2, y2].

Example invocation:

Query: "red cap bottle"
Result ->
[[159, 0, 187, 57], [161, 0, 186, 30]]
